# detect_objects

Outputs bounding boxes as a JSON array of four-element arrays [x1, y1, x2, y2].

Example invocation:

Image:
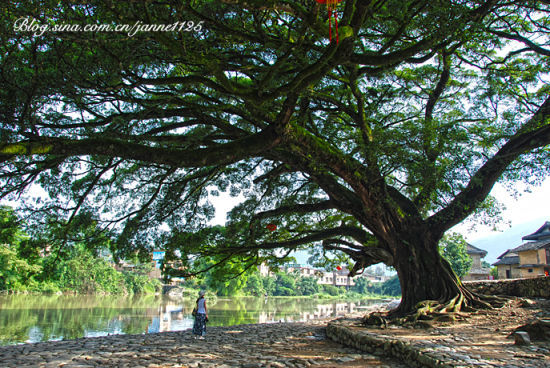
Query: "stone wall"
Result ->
[[325, 278, 550, 367], [464, 276, 550, 298]]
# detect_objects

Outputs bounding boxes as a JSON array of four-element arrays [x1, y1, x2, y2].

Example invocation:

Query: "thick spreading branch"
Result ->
[[429, 96, 550, 234], [322, 239, 394, 276], [414, 53, 452, 208], [251, 200, 336, 222], [220, 225, 373, 255], [1, 125, 281, 168], [489, 30, 550, 57]]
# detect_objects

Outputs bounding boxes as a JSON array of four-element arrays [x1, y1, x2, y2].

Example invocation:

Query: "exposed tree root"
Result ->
[[362, 293, 511, 328]]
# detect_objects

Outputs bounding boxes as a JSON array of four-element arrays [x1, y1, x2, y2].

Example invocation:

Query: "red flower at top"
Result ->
[[336, 265, 342, 271], [266, 223, 277, 232]]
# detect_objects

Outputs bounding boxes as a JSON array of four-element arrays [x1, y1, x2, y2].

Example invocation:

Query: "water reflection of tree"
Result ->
[[0, 294, 162, 310], [210, 298, 256, 326], [0, 295, 379, 344], [0, 308, 39, 344], [0, 294, 164, 344]]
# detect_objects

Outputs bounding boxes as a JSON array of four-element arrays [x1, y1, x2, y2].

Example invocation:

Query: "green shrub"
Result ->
[[320, 284, 341, 296]]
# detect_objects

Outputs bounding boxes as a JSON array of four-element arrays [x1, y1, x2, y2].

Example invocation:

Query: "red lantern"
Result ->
[[316, 0, 343, 44], [266, 223, 277, 232], [336, 265, 342, 271]]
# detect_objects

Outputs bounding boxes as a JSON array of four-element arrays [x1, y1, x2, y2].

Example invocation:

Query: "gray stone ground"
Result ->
[[0, 321, 407, 368]]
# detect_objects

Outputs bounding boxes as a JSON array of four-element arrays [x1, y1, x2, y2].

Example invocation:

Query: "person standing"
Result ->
[[192, 290, 208, 339]]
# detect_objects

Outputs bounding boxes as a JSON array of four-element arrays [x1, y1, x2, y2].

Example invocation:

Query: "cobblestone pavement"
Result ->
[[329, 299, 550, 368], [0, 321, 408, 368]]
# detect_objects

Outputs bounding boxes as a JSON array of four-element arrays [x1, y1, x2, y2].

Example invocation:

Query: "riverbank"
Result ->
[[1, 298, 547, 368], [163, 285, 397, 301], [0, 319, 406, 368]]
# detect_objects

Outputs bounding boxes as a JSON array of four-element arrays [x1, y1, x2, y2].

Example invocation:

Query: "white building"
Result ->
[[259, 263, 358, 287]]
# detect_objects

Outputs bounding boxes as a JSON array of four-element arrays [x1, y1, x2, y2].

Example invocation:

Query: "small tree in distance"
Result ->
[[439, 233, 473, 279]]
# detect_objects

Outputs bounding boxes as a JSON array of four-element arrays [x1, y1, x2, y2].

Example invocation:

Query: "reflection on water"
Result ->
[[0, 294, 384, 345]]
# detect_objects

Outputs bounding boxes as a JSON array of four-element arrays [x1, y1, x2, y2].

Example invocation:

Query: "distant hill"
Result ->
[[469, 217, 548, 264]]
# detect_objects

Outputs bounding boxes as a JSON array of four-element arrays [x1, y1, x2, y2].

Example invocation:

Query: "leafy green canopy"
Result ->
[[0, 1, 549, 279]]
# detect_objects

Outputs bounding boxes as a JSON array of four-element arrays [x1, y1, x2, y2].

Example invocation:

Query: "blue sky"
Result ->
[[454, 178, 550, 264]]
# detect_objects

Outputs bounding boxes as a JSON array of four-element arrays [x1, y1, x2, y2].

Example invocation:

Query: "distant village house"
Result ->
[[258, 263, 391, 287], [493, 221, 550, 279], [493, 250, 521, 279], [462, 244, 491, 281]]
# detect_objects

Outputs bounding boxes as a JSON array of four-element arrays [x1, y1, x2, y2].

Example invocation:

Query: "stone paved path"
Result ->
[[0, 322, 408, 368], [328, 298, 550, 368]]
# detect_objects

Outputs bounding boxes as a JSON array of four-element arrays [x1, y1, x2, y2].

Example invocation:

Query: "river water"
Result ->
[[0, 294, 385, 345]]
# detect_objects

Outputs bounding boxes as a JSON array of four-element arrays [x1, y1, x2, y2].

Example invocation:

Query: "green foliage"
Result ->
[[490, 267, 499, 279], [194, 256, 252, 297], [0, 205, 27, 246], [123, 271, 160, 295], [42, 246, 161, 294], [2, 1, 549, 311], [261, 275, 276, 296], [242, 273, 265, 296], [296, 276, 320, 296], [0, 245, 42, 291], [56, 247, 124, 293], [242, 271, 352, 297], [0, 207, 160, 294], [439, 233, 473, 278], [320, 284, 343, 296], [350, 277, 371, 294], [375, 276, 402, 297], [273, 272, 296, 296], [351, 276, 402, 297]]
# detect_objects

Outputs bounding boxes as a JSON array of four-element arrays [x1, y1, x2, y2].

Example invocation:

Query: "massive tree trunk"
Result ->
[[386, 227, 475, 317], [394, 242, 460, 315]]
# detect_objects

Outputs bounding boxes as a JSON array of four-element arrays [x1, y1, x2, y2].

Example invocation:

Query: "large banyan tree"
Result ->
[[1, 0, 549, 316]]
